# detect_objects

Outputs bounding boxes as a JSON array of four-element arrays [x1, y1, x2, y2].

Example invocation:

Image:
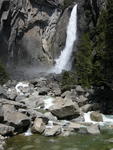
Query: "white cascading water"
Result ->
[[52, 4, 77, 74], [84, 111, 113, 126]]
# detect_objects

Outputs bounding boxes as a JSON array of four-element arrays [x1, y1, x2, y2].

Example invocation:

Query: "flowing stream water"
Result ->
[[5, 132, 113, 150], [5, 113, 113, 150], [52, 4, 77, 74]]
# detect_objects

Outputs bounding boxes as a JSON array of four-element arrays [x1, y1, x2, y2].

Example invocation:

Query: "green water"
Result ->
[[5, 131, 113, 150]]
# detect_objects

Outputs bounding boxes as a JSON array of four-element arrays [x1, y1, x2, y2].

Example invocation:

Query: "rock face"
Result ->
[[0, 0, 75, 69]]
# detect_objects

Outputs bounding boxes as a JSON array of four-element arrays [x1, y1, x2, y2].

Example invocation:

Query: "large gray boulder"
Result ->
[[32, 118, 46, 134], [4, 112, 30, 133], [44, 125, 61, 136], [86, 124, 100, 135], [49, 97, 80, 119], [0, 124, 14, 136]]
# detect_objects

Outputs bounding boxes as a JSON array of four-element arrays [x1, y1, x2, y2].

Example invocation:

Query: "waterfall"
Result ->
[[52, 4, 77, 74]]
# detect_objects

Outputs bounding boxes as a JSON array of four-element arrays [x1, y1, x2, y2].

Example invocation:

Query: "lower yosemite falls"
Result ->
[[1, 0, 113, 150], [52, 4, 77, 74]]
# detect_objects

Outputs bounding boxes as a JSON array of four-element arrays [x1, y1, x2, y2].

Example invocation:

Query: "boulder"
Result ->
[[44, 112, 57, 121], [2, 104, 16, 113], [44, 125, 61, 136], [0, 104, 4, 122], [26, 109, 45, 120], [50, 83, 61, 96], [76, 85, 85, 94], [0, 135, 5, 150], [61, 131, 72, 137], [0, 124, 14, 136], [61, 90, 77, 101], [6, 88, 17, 100], [106, 138, 113, 143], [76, 95, 88, 107], [79, 127, 88, 134], [49, 97, 80, 119], [0, 99, 26, 109], [38, 87, 49, 95], [0, 86, 6, 98], [15, 95, 26, 102], [71, 115, 84, 122], [81, 103, 100, 113], [20, 94, 46, 109], [80, 104, 93, 113], [68, 122, 84, 132], [90, 111, 103, 122], [32, 118, 46, 134], [86, 124, 100, 135], [4, 112, 30, 133]]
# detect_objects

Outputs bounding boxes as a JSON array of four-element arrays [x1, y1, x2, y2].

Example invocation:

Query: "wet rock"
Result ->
[[52, 7, 70, 58], [0, 145, 4, 150], [49, 97, 80, 119], [15, 82, 31, 96], [90, 111, 103, 122], [61, 131, 72, 137], [44, 125, 61, 136], [0, 124, 14, 136], [86, 124, 100, 135], [71, 115, 84, 123], [79, 126, 88, 134], [32, 118, 46, 134], [68, 122, 84, 132], [106, 138, 113, 143]]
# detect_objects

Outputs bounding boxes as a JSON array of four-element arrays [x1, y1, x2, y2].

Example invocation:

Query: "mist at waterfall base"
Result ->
[[51, 4, 77, 74], [8, 5, 77, 80], [8, 65, 50, 80]]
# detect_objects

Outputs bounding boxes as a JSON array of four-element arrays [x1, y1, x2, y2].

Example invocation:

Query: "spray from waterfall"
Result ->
[[52, 4, 77, 74]]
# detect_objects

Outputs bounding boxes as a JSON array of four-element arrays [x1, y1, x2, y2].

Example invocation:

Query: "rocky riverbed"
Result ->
[[0, 73, 113, 150]]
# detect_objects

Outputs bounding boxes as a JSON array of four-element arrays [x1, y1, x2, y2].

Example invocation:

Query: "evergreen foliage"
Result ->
[[75, 33, 93, 87], [61, 71, 77, 91], [103, 0, 113, 86], [75, 8, 107, 87]]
